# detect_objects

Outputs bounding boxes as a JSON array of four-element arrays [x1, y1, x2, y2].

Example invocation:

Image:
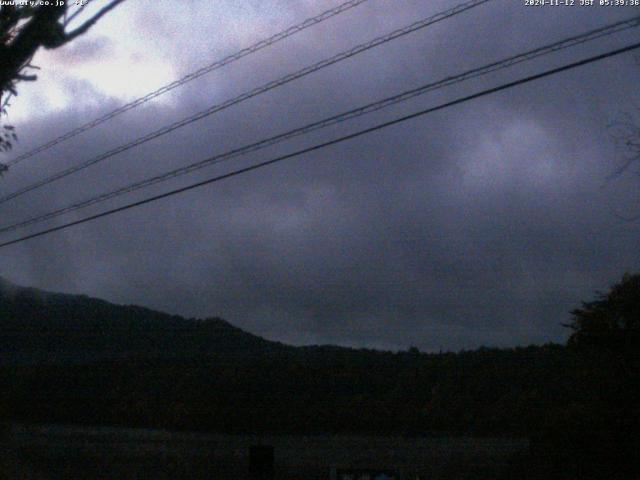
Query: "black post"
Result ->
[[249, 445, 274, 480]]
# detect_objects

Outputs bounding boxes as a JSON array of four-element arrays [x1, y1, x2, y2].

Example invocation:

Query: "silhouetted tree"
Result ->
[[567, 272, 640, 357], [0, 1, 126, 160], [558, 273, 640, 479]]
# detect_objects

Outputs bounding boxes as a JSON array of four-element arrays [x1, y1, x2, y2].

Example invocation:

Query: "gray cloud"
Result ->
[[1, 0, 639, 351], [49, 36, 114, 66]]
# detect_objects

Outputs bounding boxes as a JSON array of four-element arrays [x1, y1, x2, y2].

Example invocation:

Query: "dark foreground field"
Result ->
[[1, 424, 528, 480]]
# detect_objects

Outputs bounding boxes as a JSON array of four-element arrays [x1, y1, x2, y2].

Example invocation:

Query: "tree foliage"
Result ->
[[567, 272, 640, 354], [532, 273, 640, 480]]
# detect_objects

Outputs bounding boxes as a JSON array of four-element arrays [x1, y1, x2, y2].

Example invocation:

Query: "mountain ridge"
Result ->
[[0, 275, 287, 365], [0, 275, 576, 438]]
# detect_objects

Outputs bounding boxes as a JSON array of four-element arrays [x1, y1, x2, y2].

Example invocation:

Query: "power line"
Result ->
[[0, 0, 492, 205], [5, 0, 370, 168], [1, 41, 638, 250], [1, 15, 637, 235]]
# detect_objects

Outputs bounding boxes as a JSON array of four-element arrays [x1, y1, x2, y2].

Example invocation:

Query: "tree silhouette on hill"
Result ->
[[525, 273, 640, 480]]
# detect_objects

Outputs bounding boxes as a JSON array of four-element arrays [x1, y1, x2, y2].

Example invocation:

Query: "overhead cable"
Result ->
[[1, 15, 638, 235], [1, 41, 638, 249]]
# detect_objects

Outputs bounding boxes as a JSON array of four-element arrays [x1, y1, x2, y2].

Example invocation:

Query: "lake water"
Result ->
[[1, 423, 528, 479]]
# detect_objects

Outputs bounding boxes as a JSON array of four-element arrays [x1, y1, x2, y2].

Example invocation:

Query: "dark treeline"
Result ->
[[1, 344, 569, 436], [1, 274, 638, 479]]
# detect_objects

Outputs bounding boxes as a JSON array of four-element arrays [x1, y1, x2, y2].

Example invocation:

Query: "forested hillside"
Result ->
[[0, 276, 282, 364], [1, 276, 568, 435]]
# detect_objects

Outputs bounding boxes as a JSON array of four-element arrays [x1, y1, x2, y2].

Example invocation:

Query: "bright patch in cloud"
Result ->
[[462, 119, 559, 190], [68, 55, 176, 102]]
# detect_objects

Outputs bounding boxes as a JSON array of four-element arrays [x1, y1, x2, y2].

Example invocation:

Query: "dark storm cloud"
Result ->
[[1, 0, 639, 351]]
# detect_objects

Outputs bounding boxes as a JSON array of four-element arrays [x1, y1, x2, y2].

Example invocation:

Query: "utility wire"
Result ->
[[1, 41, 638, 250], [1, 15, 638, 235], [5, 0, 370, 168], [0, 0, 491, 204]]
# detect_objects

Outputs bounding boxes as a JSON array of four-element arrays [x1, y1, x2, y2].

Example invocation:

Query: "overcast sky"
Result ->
[[1, 0, 639, 351]]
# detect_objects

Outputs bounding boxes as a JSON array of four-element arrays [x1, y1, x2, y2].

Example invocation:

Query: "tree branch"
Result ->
[[0, 6, 21, 33], [0, 5, 66, 89], [64, 0, 94, 27], [62, 0, 126, 44]]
